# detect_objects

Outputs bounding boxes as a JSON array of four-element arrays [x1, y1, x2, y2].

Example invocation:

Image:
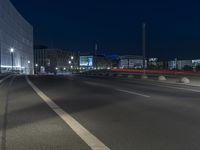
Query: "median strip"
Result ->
[[25, 76, 110, 150]]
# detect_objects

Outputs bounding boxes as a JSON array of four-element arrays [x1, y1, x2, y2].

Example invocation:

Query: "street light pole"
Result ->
[[141, 23, 148, 79], [71, 55, 74, 73], [11, 53, 13, 72], [35, 64, 38, 75], [10, 48, 14, 73], [28, 60, 30, 74], [142, 23, 146, 70]]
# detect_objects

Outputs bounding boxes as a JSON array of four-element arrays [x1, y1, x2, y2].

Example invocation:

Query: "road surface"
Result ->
[[1, 74, 200, 150]]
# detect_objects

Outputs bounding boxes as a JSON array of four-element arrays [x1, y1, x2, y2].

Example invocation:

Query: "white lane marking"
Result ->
[[116, 89, 150, 98], [25, 76, 110, 150], [84, 81, 150, 98], [0, 75, 12, 84]]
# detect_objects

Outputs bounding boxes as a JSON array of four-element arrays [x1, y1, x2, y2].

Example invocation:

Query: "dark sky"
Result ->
[[10, 0, 200, 59]]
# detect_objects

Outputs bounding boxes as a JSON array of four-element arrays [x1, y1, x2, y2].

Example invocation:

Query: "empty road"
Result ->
[[1, 74, 200, 150]]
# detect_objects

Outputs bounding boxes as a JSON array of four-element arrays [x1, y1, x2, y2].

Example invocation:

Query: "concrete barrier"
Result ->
[[158, 75, 167, 81], [179, 77, 190, 84]]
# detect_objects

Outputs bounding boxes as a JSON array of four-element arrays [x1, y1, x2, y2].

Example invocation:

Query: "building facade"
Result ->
[[119, 55, 145, 69], [0, 0, 33, 74], [79, 55, 113, 70], [168, 60, 193, 70], [34, 48, 78, 74]]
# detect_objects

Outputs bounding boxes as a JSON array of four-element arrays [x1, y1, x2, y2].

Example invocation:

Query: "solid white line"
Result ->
[[25, 76, 110, 150], [116, 89, 151, 98]]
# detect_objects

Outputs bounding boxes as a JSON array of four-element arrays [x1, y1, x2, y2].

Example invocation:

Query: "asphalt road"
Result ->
[[1, 74, 200, 150]]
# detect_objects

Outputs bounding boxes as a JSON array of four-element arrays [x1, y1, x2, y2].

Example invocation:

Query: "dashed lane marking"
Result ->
[[116, 89, 151, 98], [84, 81, 150, 98]]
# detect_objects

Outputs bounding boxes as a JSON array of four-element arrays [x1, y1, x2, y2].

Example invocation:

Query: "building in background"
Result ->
[[148, 58, 167, 69], [79, 56, 93, 69], [34, 48, 78, 74], [0, 0, 33, 74], [93, 55, 113, 70], [119, 55, 145, 69], [148, 58, 158, 67], [192, 59, 200, 67], [79, 54, 113, 70], [168, 59, 193, 70]]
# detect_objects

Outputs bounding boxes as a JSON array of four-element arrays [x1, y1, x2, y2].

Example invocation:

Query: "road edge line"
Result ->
[[25, 76, 110, 150]]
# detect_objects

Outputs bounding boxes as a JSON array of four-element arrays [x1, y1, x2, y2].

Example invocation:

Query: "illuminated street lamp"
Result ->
[[27, 60, 31, 74], [71, 56, 74, 60], [68, 60, 72, 64], [10, 48, 14, 72], [35, 64, 38, 74], [10, 48, 14, 53]]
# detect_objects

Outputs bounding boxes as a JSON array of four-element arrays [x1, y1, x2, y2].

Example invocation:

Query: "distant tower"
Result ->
[[94, 42, 98, 56], [142, 23, 146, 69]]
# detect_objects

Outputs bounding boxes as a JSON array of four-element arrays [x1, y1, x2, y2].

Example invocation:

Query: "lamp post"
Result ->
[[141, 23, 148, 79], [28, 60, 30, 74], [35, 64, 38, 74], [142, 23, 146, 70], [70, 56, 74, 72], [10, 48, 14, 72]]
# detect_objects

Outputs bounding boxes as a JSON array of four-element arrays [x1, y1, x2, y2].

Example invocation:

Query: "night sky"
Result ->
[[10, 0, 200, 59]]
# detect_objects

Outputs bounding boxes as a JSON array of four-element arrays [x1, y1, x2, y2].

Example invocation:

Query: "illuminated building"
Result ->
[[0, 0, 33, 74], [119, 55, 144, 69], [79, 55, 113, 70], [34, 48, 78, 73]]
